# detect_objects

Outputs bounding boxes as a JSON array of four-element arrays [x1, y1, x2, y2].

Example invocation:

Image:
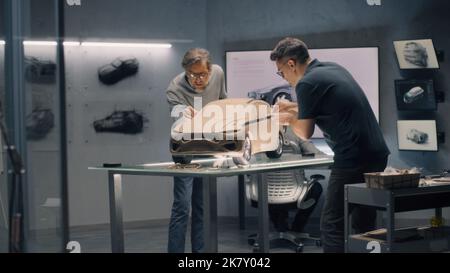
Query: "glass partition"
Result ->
[[2, 0, 66, 252], [0, 0, 7, 253]]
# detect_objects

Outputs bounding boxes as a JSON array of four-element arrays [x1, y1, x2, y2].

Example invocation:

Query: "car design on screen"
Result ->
[[247, 84, 293, 105], [403, 86, 425, 104], [407, 129, 428, 144], [170, 98, 284, 165]]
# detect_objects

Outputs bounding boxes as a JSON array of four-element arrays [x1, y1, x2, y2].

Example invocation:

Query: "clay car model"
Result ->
[[407, 129, 428, 144], [247, 84, 293, 105], [170, 98, 284, 165], [403, 86, 425, 104]]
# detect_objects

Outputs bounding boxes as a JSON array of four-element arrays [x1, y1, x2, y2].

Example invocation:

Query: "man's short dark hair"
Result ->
[[270, 37, 310, 64], [182, 48, 212, 70]]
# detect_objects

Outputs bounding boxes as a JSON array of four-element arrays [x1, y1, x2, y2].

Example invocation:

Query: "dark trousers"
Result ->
[[269, 181, 323, 233], [320, 156, 388, 253], [168, 176, 203, 253]]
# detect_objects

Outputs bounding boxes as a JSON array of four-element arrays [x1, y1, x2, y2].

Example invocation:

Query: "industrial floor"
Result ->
[[1, 218, 324, 253], [69, 218, 323, 253]]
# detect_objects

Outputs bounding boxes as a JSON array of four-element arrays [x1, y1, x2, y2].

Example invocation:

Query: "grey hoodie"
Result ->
[[166, 64, 227, 118]]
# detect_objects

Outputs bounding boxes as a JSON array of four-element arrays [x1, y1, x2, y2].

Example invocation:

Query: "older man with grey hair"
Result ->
[[166, 48, 227, 253]]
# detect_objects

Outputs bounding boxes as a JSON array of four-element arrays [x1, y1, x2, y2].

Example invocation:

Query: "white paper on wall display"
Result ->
[[226, 48, 379, 138], [397, 120, 438, 152]]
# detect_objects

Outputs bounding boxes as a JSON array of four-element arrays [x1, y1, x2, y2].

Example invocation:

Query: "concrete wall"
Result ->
[[63, 0, 207, 227]]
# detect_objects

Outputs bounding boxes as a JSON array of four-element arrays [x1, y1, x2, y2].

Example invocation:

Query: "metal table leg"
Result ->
[[344, 185, 349, 253], [257, 173, 269, 253], [108, 172, 124, 253], [386, 192, 395, 253], [238, 175, 246, 230], [203, 176, 218, 253], [436, 207, 442, 219]]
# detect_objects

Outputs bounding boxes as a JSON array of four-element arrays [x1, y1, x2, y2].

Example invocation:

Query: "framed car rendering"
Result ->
[[394, 39, 440, 70], [395, 79, 437, 111], [397, 120, 438, 151]]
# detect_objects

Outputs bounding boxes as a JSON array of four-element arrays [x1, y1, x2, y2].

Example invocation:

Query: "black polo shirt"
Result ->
[[296, 59, 390, 168]]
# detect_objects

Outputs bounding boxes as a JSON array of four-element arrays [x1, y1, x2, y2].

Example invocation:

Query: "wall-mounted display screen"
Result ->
[[226, 47, 379, 138]]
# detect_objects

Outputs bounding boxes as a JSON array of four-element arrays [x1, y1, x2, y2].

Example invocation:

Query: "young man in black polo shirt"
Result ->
[[271, 37, 390, 253]]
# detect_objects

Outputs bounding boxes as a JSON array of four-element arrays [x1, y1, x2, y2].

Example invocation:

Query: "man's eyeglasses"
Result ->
[[187, 72, 209, 80], [276, 59, 291, 78], [276, 70, 285, 78]]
